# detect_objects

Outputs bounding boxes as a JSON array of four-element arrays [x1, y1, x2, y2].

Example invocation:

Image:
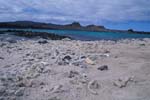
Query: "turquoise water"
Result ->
[[1, 28, 150, 40]]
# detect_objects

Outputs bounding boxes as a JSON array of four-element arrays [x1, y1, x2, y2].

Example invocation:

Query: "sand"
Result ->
[[0, 38, 150, 100]]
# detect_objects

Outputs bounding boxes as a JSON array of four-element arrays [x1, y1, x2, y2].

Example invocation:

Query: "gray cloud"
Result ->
[[0, 0, 150, 24]]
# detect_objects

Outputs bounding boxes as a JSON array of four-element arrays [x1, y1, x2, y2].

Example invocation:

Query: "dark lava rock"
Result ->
[[58, 61, 69, 65], [81, 56, 86, 59], [38, 40, 48, 44], [7, 39, 17, 43], [0, 57, 4, 60], [62, 55, 72, 61], [58, 55, 72, 65], [128, 29, 134, 32], [0, 43, 6, 47], [26, 53, 30, 56], [104, 50, 110, 53], [17, 48, 22, 51], [139, 43, 146, 46], [68, 71, 79, 78], [12, 30, 71, 40], [16, 81, 26, 87], [51, 57, 55, 59], [97, 65, 108, 71]]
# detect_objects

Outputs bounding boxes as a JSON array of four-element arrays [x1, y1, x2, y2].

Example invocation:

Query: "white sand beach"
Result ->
[[0, 38, 150, 100]]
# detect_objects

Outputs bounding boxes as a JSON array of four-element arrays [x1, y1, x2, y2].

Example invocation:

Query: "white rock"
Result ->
[[85, 58, 95, 65]]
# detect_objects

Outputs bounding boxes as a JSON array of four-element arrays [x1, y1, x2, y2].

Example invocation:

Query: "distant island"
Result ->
[[0, 21, 150, 34]]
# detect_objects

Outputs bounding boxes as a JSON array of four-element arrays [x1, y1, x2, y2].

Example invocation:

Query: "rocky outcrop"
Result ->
[[0, 30, 72, 40], [86, 25, 106, 31], [0, 21, 106, 32], [128, 29, 134, 32]]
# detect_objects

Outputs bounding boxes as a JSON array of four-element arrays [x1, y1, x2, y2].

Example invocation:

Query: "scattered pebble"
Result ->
[[0, 86, 6, 94], [7, 39, 17, 43], [104, 50, 110, 53], [0, 43, 6, 47], [0, 39, 149, 100], [62, 38, 71, 41], [139, 43, 146, 46], [51, 85, 64, 93], [62, 55, 72, 61], [0, 57, 4, 60], [113, 76, 134, 88], [48, 96, 60, 100], [15, 87, 25, 96], [38, 40, 48, 44], [68, 70, 79, 78], [85, 58, 95, 65], [88, 80, 100, 95], [97, 65, 108, 71]]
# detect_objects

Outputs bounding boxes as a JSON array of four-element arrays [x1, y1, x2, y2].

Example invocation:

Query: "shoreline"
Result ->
[[0, 29, 150, 42]]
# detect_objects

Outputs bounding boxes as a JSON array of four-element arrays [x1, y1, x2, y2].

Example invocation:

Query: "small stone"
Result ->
[[38, 40, 48, 44], [58, 55, 72, 65], [37, 57, 42, 59], [72, 61, 82, 66], [40, 82, 45, 85], [28, 58, 34, 61], [0, 57, 4, 60], [26, 53, 30, 56], [114, 56, 118, 58], [0, 86, 6, 94], [88, 80, 100, 95], [139, 43, 145, 46], [8, 96, 16, 100], [6, 89, 16, 95], [113, 80, 123, 88], [113, 76, 134, 88], [68, 71, 79, 78], [62, 55, 72, 61], [81, 56, 86, 59], [15, 87, 25, 96], [85, 58, 95, 65], [100, 54, 110, 57], [26, 72, 40, 79], [16, 82, 26, 87], [51, 57, 55, 59], [48, 96, 60, 100], [41, 61, 49, 66], [36, 66, 44, 73], [104, 50, 110, 53], [0, 43, 6, 47], [51, 85, 64, 93], [7, 39, 17, 43], [3, 65, 11, 68], [0, 97, 5, 100], [18, 48, 22, 50], [89, 80, 100, 89], [97, 65, 108, 71], [16, 76, 23, 82], [62, 38, 71, 41]]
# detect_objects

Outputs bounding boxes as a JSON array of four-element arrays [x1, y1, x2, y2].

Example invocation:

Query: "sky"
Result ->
[[0, 0, 150, 31]]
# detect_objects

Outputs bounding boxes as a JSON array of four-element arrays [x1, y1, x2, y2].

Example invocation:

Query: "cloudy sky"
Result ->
[[0, 0, 150, 31]]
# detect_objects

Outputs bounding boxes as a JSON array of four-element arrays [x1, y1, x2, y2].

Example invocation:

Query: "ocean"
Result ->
[[1, 28, 150, 41]]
